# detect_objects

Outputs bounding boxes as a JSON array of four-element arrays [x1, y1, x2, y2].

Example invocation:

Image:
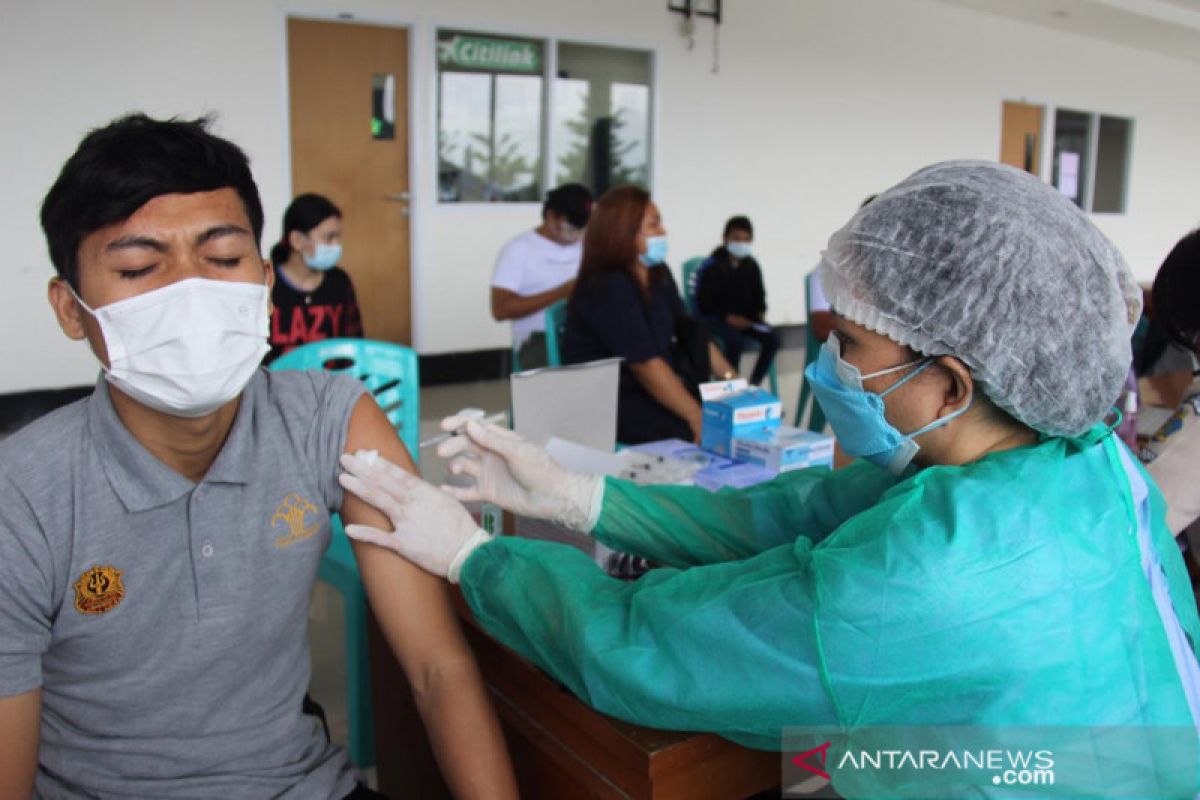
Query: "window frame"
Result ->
[[433, 26, 656, 205], [1045, 105, 1135, 215]]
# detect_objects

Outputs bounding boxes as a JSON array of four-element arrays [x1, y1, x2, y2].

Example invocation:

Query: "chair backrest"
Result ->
[[544, 299, 569, 367], [680, 256, 708, 316], [270, 339, 420, 457]]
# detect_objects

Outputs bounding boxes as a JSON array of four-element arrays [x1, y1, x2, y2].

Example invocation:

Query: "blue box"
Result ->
[[701, 388, 783, 456], [733, 426, 835, 474]]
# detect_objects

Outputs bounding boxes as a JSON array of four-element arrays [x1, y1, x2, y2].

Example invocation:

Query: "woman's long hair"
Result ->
[[571, 185, 663, 307], [269, 193, 341, 266]]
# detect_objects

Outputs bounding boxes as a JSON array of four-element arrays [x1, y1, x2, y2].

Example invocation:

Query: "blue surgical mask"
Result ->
[[639, 235, 668, 267], [727, 241, 752, 259], [303, 242, 342, 271], [803, 334, 971, 475]]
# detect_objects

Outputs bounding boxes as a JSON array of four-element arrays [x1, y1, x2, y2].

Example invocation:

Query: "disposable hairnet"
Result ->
[[818, 160, 1141, 436]]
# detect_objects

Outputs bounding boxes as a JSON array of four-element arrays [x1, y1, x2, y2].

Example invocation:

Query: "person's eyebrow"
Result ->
[[195, 224, 251, 247], [105, 235, 167, 254]]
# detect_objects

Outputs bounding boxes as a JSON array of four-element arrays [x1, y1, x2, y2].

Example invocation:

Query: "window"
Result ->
[[437, 31, 544, 202], [437, 31, 653, 203], [553, 43, 652, 194], [1051, 108, 1133, 214]]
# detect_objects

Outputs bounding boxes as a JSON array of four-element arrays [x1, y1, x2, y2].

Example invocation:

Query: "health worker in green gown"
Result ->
[[338, 162, 1200, 795]]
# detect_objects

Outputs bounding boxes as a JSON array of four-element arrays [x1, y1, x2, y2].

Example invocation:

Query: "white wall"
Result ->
[[2, 0, 1198, 392]]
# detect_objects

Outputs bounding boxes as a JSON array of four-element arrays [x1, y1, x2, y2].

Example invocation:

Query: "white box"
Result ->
[[732, 426, 835, 474]]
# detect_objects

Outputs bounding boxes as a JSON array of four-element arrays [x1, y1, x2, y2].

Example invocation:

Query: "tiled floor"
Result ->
[[308, 336, 813, 783]]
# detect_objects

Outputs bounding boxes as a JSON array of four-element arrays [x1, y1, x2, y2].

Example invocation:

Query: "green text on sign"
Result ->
[[439, 34, 540, 73]]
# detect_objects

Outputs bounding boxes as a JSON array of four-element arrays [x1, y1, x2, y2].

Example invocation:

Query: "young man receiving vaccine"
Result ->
[[0, 114, 516, 799]]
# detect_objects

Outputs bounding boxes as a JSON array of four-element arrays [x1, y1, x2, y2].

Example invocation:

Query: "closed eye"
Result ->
[[118, 266, 155, 279], [209, 257, 243, 267]]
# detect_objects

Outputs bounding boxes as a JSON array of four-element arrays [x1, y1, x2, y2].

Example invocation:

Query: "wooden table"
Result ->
[[368, 592, 780, 799]]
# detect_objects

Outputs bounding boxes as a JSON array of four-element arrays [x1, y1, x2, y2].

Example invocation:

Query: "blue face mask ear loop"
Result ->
[[877, 358, 975, 441]]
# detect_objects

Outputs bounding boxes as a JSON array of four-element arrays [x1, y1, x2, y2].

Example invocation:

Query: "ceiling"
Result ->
[[935, 0, 1200, 63]]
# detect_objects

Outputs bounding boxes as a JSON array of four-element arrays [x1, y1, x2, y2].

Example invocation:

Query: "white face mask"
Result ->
[[726, 241, 752, 259], [70, 277, 270, 417]]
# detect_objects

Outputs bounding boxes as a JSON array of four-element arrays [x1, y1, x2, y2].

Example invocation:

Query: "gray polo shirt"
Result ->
[[0, 369, 366, 799]]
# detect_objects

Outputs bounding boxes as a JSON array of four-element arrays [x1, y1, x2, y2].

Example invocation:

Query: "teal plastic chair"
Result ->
[[544, 299, 568, 367], [680, 257, 780, 396], [270, 338, 419, 769], [794, 273, 827, 432]]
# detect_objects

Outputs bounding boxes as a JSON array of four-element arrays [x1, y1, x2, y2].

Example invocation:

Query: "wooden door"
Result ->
[[1000, 101, 1044, 176], [288, 18, 411, 344]]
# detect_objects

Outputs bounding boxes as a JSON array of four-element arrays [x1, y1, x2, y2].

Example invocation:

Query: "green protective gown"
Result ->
[[459, 428, 1200, 759]]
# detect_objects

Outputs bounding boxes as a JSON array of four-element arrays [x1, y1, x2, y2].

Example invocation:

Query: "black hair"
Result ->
[[722, 215, 753, 239], [40, 113, 264, 291], [269, 193, 342, 266], [1152, 229, 1200, 351]]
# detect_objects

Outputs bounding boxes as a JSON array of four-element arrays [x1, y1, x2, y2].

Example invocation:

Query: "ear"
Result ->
[[934, 356, 974, 419], [262, 258, 275, 314], [48, 278, 88, 341], [287, 229, 307, 253]]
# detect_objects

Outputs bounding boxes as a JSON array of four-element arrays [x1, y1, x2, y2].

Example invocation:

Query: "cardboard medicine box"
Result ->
[[732, 426, 835, 474], [701, 388, 783, 456]]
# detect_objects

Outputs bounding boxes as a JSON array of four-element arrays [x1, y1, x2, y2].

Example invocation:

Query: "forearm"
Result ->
[[413, 657, 518, 799], [593, 461, 898, 567], [593, 474, 821, 567], [709, 342, 736, 378], [629, 358, 701, 430], [0, 689, 40, 798], [491, 284, 571, 321], [460, 537, 837, 750]]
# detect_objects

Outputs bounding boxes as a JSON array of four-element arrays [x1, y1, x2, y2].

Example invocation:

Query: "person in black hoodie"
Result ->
[[696, 215, 780, 386]]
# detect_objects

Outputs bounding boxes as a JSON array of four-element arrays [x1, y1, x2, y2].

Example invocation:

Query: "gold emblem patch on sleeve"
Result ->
[[73, 565, 125, 616]]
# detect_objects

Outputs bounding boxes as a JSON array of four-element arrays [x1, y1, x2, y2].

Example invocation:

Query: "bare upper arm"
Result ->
[[0, 688, 40, 798], [339, 396, 476, 689]]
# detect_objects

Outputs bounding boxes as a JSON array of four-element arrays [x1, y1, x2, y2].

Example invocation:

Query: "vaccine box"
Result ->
[[701, 388, 783, 456], [732, 426, 835, 474]]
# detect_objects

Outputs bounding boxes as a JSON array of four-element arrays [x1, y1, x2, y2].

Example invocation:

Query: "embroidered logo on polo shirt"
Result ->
[[73, 565, 125, 616], [272, 493, 320, 548]]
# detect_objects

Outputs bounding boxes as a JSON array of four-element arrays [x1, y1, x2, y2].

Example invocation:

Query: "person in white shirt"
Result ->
[[491, 183, 592, 369]]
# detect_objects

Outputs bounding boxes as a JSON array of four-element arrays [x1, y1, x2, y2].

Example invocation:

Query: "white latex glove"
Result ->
[[338, 450, 492, 583], [436, 415, 604, 532]]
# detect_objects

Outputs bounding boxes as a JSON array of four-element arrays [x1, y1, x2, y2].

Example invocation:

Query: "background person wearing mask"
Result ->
[[561, 186, 735, 444], [696, 215, 780, 386], [338, 162, 1200, 798], [490, 183, 592, 370], [266, 193, 363, 363]]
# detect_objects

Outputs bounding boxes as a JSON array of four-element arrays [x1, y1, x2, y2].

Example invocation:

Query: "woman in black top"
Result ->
[[562, 186, 735, 444], [265, 193, 364, 363], [696, 215, 780, 386]]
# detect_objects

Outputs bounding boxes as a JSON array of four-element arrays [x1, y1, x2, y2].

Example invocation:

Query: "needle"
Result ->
[[419, 411, 507, 449]]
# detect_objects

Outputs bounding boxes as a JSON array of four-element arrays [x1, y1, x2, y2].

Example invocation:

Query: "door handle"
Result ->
[[386, 192, 411, 202]]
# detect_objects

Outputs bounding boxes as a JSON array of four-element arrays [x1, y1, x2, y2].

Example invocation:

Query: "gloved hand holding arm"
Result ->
[[338, 450, 491, 582]]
